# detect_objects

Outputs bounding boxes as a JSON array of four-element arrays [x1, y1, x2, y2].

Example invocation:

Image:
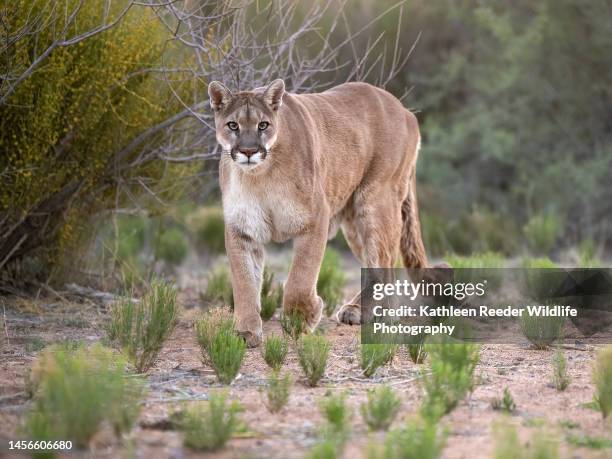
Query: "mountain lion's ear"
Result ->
[[208, 81, 232, 111], [263, 79, 285, 111]]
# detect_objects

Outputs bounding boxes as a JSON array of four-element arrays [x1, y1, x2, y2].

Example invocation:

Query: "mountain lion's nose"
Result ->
[[239, 147, 258, 158]]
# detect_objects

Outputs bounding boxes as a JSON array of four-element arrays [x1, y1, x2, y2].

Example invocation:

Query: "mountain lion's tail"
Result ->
[[400, 161, 428, 269]]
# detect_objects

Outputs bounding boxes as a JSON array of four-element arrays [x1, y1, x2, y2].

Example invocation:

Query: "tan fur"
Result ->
[[209, 80, 428, 346]]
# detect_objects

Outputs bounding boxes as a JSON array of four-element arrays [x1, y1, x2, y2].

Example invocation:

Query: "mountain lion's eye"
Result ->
[[258, 121, 269, 131], [227, 122, 239, 131]]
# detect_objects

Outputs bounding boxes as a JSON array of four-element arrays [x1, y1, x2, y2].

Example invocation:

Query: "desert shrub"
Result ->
[[262, 335, 288, 370], [421, 339, 480, 420], [519, 313, 565, 350], [407, 343, 428, 364], [298, 334, 331, 386], [491, 388, 516, 413], [552, 348, 570, 391], [195, 306, 234, 359], [0, 1, 191, 281], [368, 417, 446, 459], [593, 345, 612, 419], [179, 392, 243, 451], [264, 371, 292, 413], [360, 343, 398, 377], [155, 227, 188, 265], [107, 279, 178, 373], [524, 213, 562, 255], [305, 439, 339, 459], [493, 422, 559, 459], [281, 309, 307, 341], [201, 264, 234, 306], [317, 249, 346, 317], [186, 206, 225, 254], [361, 385, 402, 431], [261, 268, 283, 321], [25, 344, 145, 447], [320, 392, 351, 447], [208, 328, 246, 384]]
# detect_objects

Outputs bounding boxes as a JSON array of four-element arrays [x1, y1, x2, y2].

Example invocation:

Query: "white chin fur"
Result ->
[[235, 151, 264, 166]]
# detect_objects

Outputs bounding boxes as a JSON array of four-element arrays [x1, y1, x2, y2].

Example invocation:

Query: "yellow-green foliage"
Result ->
[[0, 0, 193, 272]]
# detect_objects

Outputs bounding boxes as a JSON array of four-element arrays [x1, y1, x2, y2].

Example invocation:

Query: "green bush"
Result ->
[[186, 206, 225, 254], [360, 343, 398, 377], [201, 265, 234, 306], [361, 385, 402, 431], [281, 309, 307, 341], [368, 417, 446, 459], [261, 268, 283, 321], [305, 439, 339, 459], [552, 348, 570, 391], [264, 371, 292, 413], [208, 328, 246, 384], [320, 392, 351, 447], [298, 334, 331, 387], [155, 227, 188, 265], [524, 213, 562, 255], [421, 339, 480, 420], [491, 388, 516, 413], [0, 0, 191, 278], [407, 343, 428, 364], [179, 392, 243, 451], [108, 279, 178, 373], [593, 346, 612, 419], [195, 306, 234, 360], [25, 344, 145, 447], [262, 335, 289, 370], [317, 249, 346, 317], [519, 313, 565, 350]]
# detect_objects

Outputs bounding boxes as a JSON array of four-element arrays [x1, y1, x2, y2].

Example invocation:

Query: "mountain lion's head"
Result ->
[[208, 79, 285, 170]]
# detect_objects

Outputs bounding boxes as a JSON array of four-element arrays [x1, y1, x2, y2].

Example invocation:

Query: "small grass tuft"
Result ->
[[491, 388, 516, 413], [407, 342, 428, 364], [281, 309, 307, 341], [493, 422, 560, 459], [264, 371, 292, 413], [317, 249, 346, 317], [208, 328, 246, 384], [320, 392, 351, 447], [552, 347, 570, 391], [25, 344, 145, 447], [593, 345, 612, 419], [520, 313, 565, 350], [260, 268, 283, 321], [369, 417, 446, 459], [566, 434, 612, 450], [523, 213, 561, 255], [361, 385, 401, 431], [297, 334, 331, 386], [179, 392, 243, 451], [108, 279, 178, 373], [360, 342, 398, 377], [262, 335, 288, 370], [195, 306, 234, 360], [201, 265, 234, 306]]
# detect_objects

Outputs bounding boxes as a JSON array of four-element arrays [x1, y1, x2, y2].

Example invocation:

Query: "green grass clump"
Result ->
[[260, 268, 283, 321], [593, 345, 612, 419], [493, 422, 559, 459], [155, 227, 188, 265], [201, 265, 234, 306], [186, 206, 225, 254], [523, 213, 562, 255], [25, 344, 145, 448], [262, 335, 288, 370], [317, 249, 346, 317], [519, 313, 565, 350], [368, 417, 446, 459], [281, 309, 307, 341], [491, 388, 516, 413], [264, 371, 292, 413], [208, 328, 246, 384], [578, 239, 601, 267], [179, 392, 243, 451], [552, 347, 570, 391], [108, 279, 178, 373], [305, 439, 339, 459], [421, 339, 480, 420], [445, 251, 504, 268], [298, 334, 331, 386], [360, 343, 398, 377], [195, 306, 234, 359], [320, 392, 351, 447], [407, 343, 428, 364], [566, 434, 612, 449], [361, 385, 402, 431]]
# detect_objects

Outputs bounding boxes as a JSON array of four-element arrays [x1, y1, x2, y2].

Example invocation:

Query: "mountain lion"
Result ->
[[208, 79, 428, 347]]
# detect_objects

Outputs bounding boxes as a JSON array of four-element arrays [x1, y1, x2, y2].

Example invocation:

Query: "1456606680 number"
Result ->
[[8, 440, 72, 451]]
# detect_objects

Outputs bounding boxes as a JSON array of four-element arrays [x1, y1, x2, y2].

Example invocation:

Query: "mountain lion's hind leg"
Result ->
[[337, 187, 402, 325]]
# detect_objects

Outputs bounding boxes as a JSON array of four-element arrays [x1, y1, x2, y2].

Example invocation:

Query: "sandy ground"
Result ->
[[1, 254, 611, 458]]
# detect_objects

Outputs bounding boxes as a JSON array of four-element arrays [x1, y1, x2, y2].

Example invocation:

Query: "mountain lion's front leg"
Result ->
[[225, 226, 264, 347], [283, 210, 329, 331]]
